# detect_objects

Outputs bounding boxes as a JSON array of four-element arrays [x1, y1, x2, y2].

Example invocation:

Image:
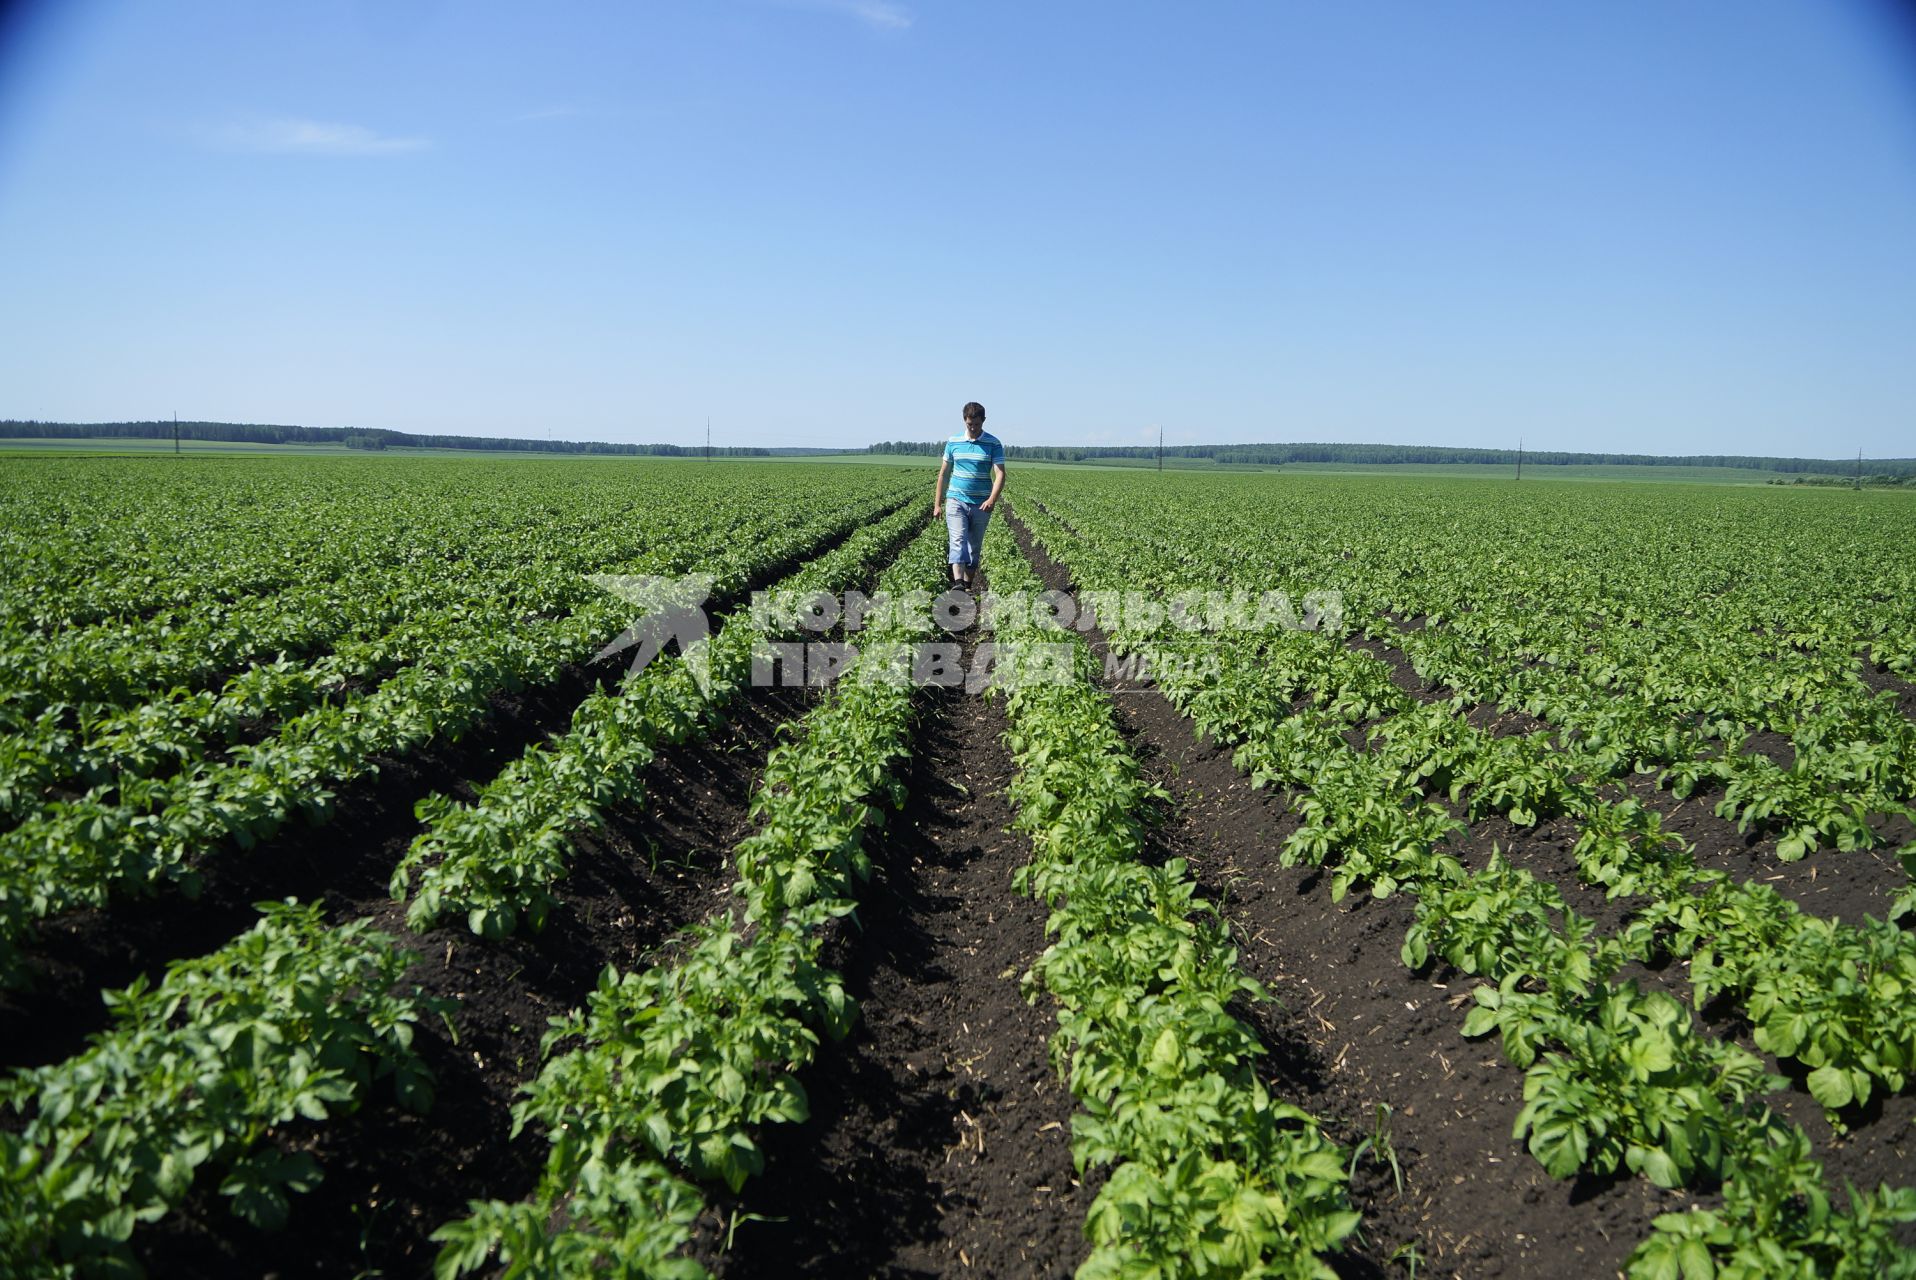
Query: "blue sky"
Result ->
[[1, 1, 1913, 455]]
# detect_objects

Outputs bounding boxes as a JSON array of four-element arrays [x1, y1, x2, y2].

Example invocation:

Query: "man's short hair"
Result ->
[[963, 401, 986, 421]]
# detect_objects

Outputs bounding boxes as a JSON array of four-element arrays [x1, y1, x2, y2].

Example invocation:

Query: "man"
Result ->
[[932, 401, 1005, 591]]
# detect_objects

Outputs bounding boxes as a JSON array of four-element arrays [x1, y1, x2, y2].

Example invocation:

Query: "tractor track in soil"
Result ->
[[691, 587, 1097, 1280]]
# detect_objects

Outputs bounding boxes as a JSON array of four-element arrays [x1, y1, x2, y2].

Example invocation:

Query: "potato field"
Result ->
[[2, 456, 1913, 1279]]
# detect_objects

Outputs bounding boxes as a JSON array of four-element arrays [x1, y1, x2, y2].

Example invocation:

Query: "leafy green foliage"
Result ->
[[393, 500, 923, 937], [0, 901, 441, 1277], [428, 1154, 708, 1280], [1629, 1131, 1916, 1280], [431, 527, 948, 1278], [1011, 477, 1916, 1273], [0, 476, 915, 980], [988, 539, 1358, 1279], [1502, 985, 1781, 1188], [1403, 852, 1633, 997]]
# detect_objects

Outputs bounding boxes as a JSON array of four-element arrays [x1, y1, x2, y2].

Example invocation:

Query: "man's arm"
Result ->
[[980, 465, 1011, 509], [981, 462, 1006, 510], [934, 456, 951, 517]]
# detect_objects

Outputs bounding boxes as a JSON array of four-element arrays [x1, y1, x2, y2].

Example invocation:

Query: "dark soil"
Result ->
[[694, 609, 1096, 1280], [1348, 634, 1428, 700], [1615, 777, 1909, 927], [125, 682, 809, 1279], [8, 514, 954, 1278], [16, 501, 1910, 1278], [1457, 812, 1641, 937], [1857, 652, 1916, 721], [1762, 1070, 1916, 1225], [1739, 730, 1797, 771]]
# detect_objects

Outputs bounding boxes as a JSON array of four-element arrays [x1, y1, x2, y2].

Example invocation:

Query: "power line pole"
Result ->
[[1157, 424, 1163, 472], [1855, 448, 1863, 491], [173, 412, 179, 456], [1516, 435, 1523, 482], [706, 417, 711, 463]]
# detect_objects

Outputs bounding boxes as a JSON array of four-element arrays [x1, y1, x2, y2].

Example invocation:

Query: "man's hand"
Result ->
[[932, 500, 943, 520], [979, 497, 995, 512]]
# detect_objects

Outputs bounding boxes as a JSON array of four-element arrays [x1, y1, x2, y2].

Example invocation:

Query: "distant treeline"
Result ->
[[1770, 473, 1916, 488], [867, 440, 1916, 477], [2, 421, 772, 457]]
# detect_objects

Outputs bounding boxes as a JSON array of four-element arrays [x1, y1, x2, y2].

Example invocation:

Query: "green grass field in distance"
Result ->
[[10, 437, 1903, 489]]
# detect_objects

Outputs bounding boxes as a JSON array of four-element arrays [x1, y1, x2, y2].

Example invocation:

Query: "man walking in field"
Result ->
[[933, 401, 1006, 591]]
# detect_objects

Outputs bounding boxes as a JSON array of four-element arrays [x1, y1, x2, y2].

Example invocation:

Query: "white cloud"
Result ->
[[839, 1, 911, 29], [214, 117, 430, 156], [777, 0, 912, 31], [514, 105, 583, 123]]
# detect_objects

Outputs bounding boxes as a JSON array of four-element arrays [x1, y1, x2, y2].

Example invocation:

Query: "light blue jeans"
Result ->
[[944, 499, 992, 569]]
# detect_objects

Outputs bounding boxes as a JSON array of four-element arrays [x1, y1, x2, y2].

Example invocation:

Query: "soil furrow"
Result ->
[[695, 618, 1095, 1279], [1857, 650, 1916, 722], [8, 519, 933, 1278]]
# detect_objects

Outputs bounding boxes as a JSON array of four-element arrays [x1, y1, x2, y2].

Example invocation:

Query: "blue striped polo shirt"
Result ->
[[944, 431, 1005, 504]]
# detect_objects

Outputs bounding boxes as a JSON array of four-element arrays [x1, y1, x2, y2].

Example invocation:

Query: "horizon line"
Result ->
[[3, 418, 1910, 468]]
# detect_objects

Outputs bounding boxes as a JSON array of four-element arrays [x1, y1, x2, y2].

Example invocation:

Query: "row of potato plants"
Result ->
[[1385, 615, 1914, 864], [1349, 699, 1911, 1127], [5, 539, 541, 734], [393, 498, 926, 939], [0, 900, 444, 1279], [0, 469, 915, 826], [1015, 471, 1915, 862], [1011, 495, 1916, 1278], [982, 539, 1360, 1280], [1406, 854, 1916, 1280], [430, 526, 949, 1279], [0, 487, 914, 983], [1029, 504, 1915, 1274]]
